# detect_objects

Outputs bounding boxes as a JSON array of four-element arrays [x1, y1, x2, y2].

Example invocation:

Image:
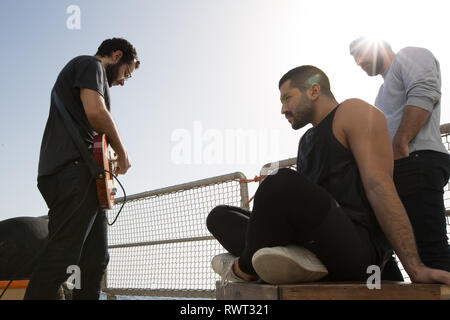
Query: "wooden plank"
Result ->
[[0, 280, 29, 289], [441, 285, 450, 300], [279, 282, 449, 300], [0, 288, 27, 300], [216, 281, 279, 300], [0, 280, 29, 300], [216, 281, 450, 300]]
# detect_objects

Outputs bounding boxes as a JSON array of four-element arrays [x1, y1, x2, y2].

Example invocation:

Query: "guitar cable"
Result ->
[[0, 167, 127, 299], [104, 169, 127, 226]]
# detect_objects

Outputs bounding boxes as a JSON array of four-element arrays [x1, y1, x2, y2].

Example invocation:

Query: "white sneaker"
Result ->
[[211, 253, 245, 283], [252, 245, 328, 284]]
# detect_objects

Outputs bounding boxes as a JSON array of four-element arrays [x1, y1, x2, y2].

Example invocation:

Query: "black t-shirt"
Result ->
[[38, 55, 110, 176]]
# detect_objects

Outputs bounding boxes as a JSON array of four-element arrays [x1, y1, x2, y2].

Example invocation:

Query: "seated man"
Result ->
[[207, 65, 450, 285]]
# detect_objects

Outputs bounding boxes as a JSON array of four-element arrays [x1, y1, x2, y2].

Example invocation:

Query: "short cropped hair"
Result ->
[[96, 37, 140, 69], [278, 65, 335, 99]]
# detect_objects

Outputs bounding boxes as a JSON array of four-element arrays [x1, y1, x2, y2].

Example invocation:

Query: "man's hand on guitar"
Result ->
[[115, 151, 131, 175]]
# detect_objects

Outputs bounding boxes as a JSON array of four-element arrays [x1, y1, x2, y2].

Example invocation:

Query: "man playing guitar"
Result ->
[[25, 38, 140, 300]]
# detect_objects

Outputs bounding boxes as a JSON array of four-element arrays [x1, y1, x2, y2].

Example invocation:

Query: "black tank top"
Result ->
[[297, 105, 391, 262]]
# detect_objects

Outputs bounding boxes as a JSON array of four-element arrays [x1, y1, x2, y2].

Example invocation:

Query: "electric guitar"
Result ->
[[93, 134, 117, 209]]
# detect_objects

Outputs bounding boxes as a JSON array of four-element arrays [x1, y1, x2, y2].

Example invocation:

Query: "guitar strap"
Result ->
[[52, 90, 104, 179]]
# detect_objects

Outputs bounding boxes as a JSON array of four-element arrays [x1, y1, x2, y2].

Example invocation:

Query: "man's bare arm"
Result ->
[[339, 99, 450, 284], [80, 88, 131, 175], [393, 106, 430, 160]]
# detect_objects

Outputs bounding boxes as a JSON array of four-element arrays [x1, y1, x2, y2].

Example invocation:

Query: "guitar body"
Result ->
[[93, 134, 117, 209]]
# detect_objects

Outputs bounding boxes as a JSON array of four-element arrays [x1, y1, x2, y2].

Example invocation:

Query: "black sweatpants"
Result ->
[[24, 160, 109, 300], [207, 168, 386, 281]]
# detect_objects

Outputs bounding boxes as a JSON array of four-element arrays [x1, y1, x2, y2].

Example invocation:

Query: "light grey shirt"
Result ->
[[375, 46, 448, 154]]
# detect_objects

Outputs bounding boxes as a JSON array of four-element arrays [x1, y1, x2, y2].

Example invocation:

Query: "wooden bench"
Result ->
[[0, 280, 68, 300], [0, 280, 29, 300], [216, 281, 450, 300]]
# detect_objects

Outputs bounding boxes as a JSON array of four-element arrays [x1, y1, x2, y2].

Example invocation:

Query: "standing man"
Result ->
[[350, 38, 450, 273], [25, 38, 140, 299]]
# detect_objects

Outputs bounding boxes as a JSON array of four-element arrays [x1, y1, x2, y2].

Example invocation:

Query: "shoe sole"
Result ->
[[252, 246, 328, 284], [211, 253, 233, 275], [211, 253, 244, 283]]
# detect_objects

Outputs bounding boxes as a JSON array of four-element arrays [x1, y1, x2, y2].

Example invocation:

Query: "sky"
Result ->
[[1, 0, 450, 221]]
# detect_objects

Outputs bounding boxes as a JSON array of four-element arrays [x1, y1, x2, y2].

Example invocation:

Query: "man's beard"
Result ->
[[105, 63, 122, 87], [367, 52, 385, 76], [288, 96, 314, 130]]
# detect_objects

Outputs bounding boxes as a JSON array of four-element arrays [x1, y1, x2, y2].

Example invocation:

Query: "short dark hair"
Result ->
[[279, 65, 334, 99], [96, 37, 140, 69], [349, 37, 392, 57]]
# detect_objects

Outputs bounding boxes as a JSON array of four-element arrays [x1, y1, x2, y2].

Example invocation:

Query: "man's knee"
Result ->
[[263, 167, 298, 183], [262, 168, 314, 190], [256, 168, 318, 205], [206, 205, 230, 235]]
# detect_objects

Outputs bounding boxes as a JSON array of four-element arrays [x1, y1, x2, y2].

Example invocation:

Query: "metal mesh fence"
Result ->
[[103, 172, 249, 298]]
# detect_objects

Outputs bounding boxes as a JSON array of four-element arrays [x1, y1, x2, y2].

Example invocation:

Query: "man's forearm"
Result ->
[[80, 88, 127, 157], [89, 109, 126, 156], [394, 105, 430, 145], [365, 175, 423, 277]]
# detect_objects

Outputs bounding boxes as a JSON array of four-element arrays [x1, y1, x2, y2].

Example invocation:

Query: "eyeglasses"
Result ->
[[124, 65, 132, 81]]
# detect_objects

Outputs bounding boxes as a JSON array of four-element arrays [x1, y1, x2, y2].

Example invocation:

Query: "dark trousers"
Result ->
[[394, 150, 450, 271], [207, 168, 384, 281], [24, 160, 109, 300]]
